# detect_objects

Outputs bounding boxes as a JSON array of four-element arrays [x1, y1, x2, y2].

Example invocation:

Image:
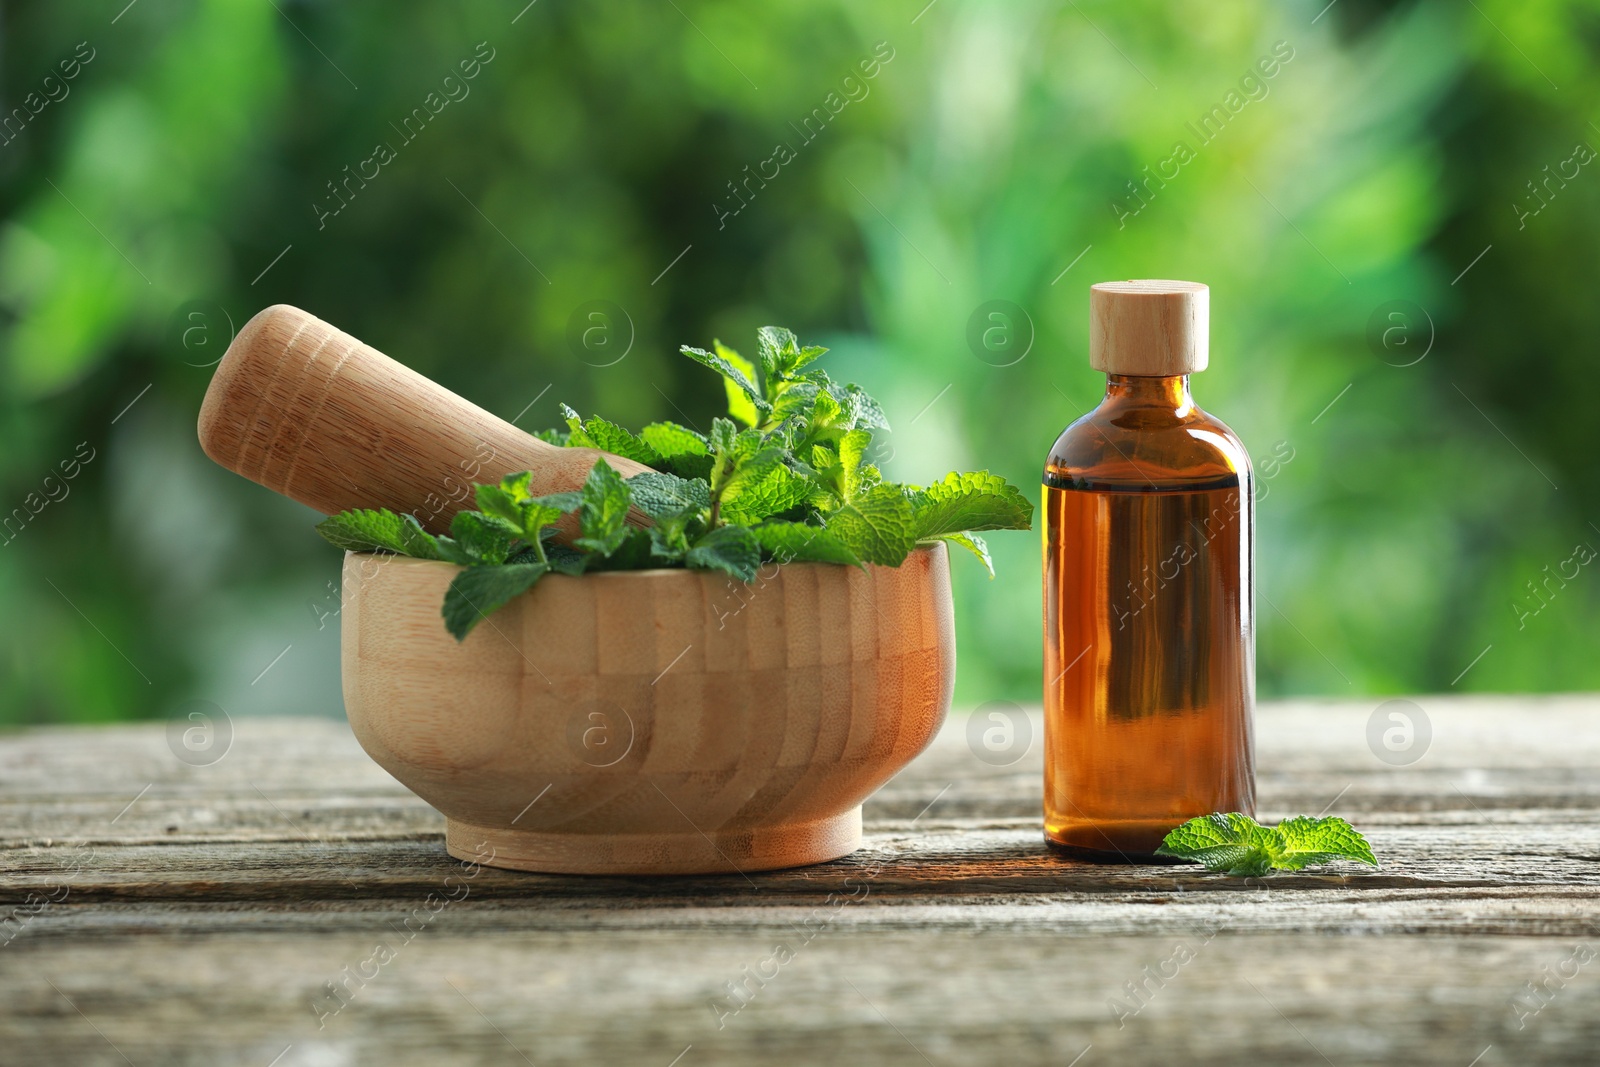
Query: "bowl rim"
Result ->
[[342, 540, 945, 581]]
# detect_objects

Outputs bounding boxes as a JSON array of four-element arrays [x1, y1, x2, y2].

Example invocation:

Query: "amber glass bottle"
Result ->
[[1042, 280, 1254, 860]]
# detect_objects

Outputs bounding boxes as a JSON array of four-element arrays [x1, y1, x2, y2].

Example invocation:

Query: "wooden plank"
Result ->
[[5, 932, 1599, 1066], [3, 696, 1599, 1065], [4, 696, 1599, 837], [4, 808, 1600, 898]]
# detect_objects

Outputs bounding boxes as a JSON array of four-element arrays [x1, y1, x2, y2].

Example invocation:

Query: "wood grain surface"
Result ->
[[3, 695, 1599, 1065]]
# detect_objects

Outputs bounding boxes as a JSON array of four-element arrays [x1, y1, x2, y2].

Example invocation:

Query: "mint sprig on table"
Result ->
[[316, 326, 1033, 639], [1154, 813, 1378, 877]]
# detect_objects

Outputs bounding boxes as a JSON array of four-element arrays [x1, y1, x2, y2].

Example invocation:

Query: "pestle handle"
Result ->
[[197, 304, 651, 535]]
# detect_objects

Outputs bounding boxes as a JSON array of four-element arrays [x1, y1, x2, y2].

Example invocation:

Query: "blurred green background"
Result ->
[[2, 0, 1597, 725]]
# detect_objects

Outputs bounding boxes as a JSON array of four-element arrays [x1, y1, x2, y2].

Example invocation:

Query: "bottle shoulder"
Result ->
[[1044, 402, 1251, 491]]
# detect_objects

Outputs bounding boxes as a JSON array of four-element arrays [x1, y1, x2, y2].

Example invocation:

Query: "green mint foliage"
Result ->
[[442, 563, 548, 640], [626, 471, 712, 520], [562, 405, 662, 467], [316, 509, 442, 559], [530, 426, 569, 446], [685, 524, 761, 581], [721, 454, 808, 526], [756, 325, 827, 380], [680, 344, 770, 423], [1274, 815, 1380, 870], [1154, 813, 1379, 877], [574, 459, 634, 556], [583, 527, 654, 571], [639, 422, 713, 479], [937, 531, 994, 576], [436, 511, 523, 566], [824, 484, 917, 566], [911, 471, 1035, 539], [750, 521, 861, 567], [316, 326, 1034, 640]]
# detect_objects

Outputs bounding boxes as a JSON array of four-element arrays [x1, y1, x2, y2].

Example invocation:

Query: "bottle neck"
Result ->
[[1102, 373, 1194, 416]]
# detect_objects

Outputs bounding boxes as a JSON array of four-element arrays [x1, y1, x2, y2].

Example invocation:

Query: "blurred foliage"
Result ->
[[2, 0, 1598, 724]]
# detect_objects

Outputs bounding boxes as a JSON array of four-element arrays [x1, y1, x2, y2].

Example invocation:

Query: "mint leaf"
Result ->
[[316, 509, 442, 559], [810, 443, 840, 487], [686, 524, 760, 581], [575, 459, 633, 556], [475, 475, 568, 552], [545, 541, 587, 576], [639, 421, 712, 478], [437, 511, 523, 566], [934, 531, 993, 576], [579, 417, 662, 466], [803, 386, 843, 431], [1275, 815, 1379, 870], [837, 429, 873, 501], [474, 482, 525, 525], [531, 427, 569, 446], [560, 402, 590, 443], [625, 471, 711, 520], [834, 381, 889, 431], [756, 325, 827, 379], [768, 379, 818, 421], [648, 512, 694, 563], [519, 502, 566, 543], [682, 342, 770, 424], [706, 419, 773, 525], [824, 484, 917, 566], [911, 471, 1035, 539], [751, 521, 862, 567], [640, 419, 710, 457], [1154, 812, 1281, 876], [721, 462, 811, 525], [560, 407, 662, 466], [1155, 813, 1379, 876], [585, 527, 655, 571], [536, 490, 582, 514], [707, 416, 744, 493], [640, 420, 709, 458], [442, 563, 548, 640]]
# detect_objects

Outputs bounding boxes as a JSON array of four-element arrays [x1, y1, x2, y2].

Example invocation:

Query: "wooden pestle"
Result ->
[[197, 304, 652, 536]]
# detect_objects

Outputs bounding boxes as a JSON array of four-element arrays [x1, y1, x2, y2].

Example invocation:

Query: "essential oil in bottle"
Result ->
[[1042, 280, 1255, 861]]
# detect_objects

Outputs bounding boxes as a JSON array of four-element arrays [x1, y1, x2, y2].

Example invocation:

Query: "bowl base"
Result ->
[[444, 808, 863, 875]]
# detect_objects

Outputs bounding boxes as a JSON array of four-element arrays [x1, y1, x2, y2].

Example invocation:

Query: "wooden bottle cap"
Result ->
[[1089, 279, 1209, 375]]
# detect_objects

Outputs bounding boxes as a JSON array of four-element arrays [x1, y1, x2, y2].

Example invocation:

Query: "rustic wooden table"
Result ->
[[3, 695, 1598, 1066]]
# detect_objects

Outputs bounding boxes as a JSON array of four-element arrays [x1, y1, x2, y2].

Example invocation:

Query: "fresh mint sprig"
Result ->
[[316, 325, 1034, 639], [1154, 813, 1379, 876]]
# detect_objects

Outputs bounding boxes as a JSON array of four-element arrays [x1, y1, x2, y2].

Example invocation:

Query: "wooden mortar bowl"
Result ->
[[340, 543, 955, 875]]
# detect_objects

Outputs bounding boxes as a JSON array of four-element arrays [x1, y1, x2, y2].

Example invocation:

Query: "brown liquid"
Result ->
[[1043, 476, 1254, 858]]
